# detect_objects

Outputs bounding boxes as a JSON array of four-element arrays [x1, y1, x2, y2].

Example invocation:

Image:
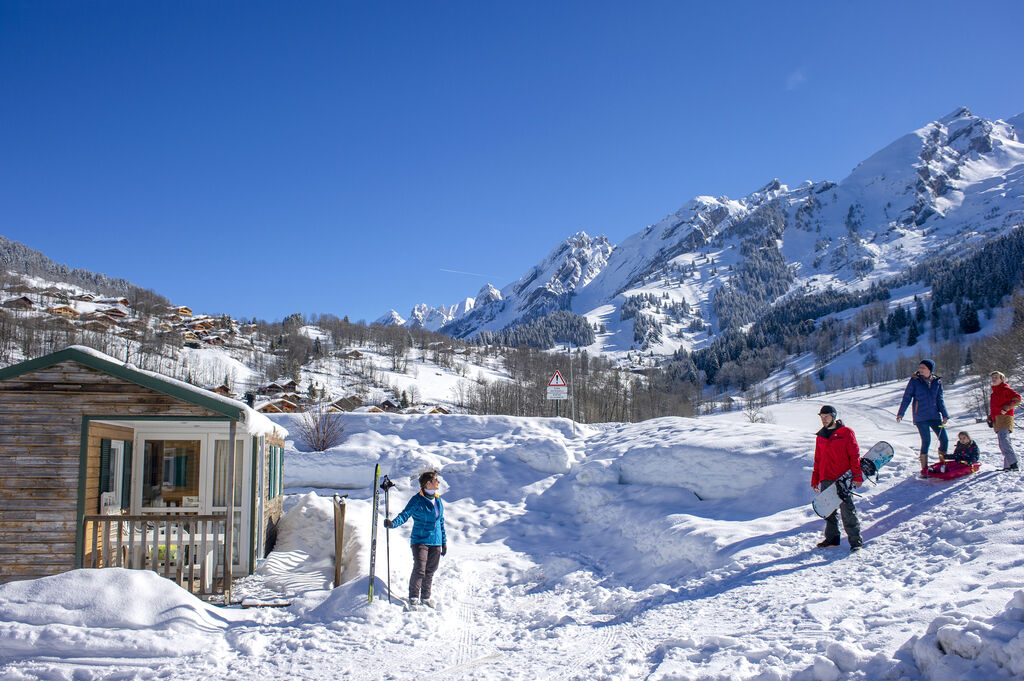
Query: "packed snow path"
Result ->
[[2, 381, 1023, 681]]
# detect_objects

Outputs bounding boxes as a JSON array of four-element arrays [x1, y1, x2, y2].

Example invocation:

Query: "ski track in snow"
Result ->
[[3, 382, 1024, 681]]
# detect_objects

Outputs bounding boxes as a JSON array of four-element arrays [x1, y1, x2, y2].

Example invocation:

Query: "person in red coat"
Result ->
[[989, 371, 1022, 472], [811, 405, 863, 552]]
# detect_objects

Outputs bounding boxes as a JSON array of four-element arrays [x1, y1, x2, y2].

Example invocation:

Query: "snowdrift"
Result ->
[[902, 590, 1024, 680], [275, 413, 588, 490], [0, 569, 230, 659], [276, 412, 815, 585]]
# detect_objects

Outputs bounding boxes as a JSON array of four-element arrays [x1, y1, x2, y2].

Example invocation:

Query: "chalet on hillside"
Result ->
[[256, 398, 300, 414], [278, 379, 299, 393], [379, 398, 401, 412], [2, 296, 35, 311], [352, 405, 384, 414], [339, 349, 364, 360], [47, 305, 80, 318], [202, 336, 226, 347], [256, 382, 284, 396], [0, 346, 288, 599], [206, 384, 234, 398], [70, 293, 96, 302], [95, 297, 130, 306], [331, 395, 362, 412], [99, 306, 129, 319]]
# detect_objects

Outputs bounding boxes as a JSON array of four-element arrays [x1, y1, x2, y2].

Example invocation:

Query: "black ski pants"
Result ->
[[820, 479, 862, 547], [409, 543, 442, 599]]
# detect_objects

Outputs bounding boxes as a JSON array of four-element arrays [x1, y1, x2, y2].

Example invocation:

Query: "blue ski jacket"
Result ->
[[897, 373, 949, 424], [391, 491, 446, 546]]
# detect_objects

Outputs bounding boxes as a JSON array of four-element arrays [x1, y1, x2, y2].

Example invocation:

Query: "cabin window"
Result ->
[[141, 439, 201, 508], [212, 439, 244, 507]]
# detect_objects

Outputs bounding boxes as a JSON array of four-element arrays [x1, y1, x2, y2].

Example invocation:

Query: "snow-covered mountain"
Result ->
[[395, 107, 1024, 357]]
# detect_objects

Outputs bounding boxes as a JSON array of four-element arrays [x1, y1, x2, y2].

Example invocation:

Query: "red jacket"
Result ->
[[812, 422, 861, 487], [990, 382, 1021, 418]]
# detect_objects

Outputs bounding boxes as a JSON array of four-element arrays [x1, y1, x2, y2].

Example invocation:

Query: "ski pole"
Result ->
[[380, 475, 396, 604]]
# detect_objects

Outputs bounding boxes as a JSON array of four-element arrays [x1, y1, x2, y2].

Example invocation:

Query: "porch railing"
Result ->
[[82, 514, 228, 597]]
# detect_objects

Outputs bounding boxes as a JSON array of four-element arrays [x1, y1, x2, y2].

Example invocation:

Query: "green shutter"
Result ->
[[121, 440, 133, 510], [99, 438, 112, 497], [175, 455, 187, 487], [278, 446, 284, 496]]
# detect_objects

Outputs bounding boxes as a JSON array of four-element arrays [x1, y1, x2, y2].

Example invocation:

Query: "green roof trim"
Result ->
[[0, 347, 243, 420]]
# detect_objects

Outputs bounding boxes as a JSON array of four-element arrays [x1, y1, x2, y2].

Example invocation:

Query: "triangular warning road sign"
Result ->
[[548, 370, 566, 387]]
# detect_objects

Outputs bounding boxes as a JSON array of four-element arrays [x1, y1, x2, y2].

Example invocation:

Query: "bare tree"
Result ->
[[296, 401, 345, 452]]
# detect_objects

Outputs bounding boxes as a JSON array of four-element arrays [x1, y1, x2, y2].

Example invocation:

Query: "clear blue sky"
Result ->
[[2, 1, 1022, 323]]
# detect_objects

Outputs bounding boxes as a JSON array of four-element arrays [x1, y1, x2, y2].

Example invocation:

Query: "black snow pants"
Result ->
[[820, 479, 862, 547]]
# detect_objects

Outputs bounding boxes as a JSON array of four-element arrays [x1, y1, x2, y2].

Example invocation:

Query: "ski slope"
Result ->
[[2, 379, 1023, 680]]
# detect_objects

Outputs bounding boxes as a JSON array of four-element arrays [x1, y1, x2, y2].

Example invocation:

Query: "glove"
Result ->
[[441, 542, 447, 556], [383, 518, 393, 529], [987, 416, 994, 428]]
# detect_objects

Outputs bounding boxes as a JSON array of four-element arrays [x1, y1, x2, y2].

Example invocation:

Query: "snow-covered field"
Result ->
[[2, 379, 1023, 680]]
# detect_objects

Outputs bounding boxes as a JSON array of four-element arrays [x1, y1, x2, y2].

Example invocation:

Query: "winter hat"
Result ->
[[920, 359, 935, 373], [818, 405, 838, 417]]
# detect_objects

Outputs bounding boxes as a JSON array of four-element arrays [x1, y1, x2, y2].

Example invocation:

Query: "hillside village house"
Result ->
[[0, 346, 287, 599], [2, 296, 35, 311]]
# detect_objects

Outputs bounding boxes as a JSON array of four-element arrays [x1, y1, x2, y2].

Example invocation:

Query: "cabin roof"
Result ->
[[0, 345, 285, 437]]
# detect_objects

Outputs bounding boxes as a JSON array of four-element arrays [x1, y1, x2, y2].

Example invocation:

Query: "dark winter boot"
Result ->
[[1002, 463, 1019, 472], [816, 539, 840, 549]]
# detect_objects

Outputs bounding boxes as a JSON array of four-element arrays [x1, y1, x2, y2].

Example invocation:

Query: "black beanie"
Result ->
[[920, 359, 935, 373], [818, 405, 837, 417]]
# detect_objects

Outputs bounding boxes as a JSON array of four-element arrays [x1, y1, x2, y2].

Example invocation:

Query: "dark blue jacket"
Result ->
[[897, 372, 949, 423], [391, 492, 446, 546]]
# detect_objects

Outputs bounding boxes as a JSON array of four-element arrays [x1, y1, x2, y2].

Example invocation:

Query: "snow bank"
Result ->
[[275, 412, 588, 490], [904, 590, 1024, 680], [507, 417, 815, 582], [0, 569, 230, 659]]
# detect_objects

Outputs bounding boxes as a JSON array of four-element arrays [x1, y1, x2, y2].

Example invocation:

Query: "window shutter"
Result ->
[[176, 455, 187, 487], [99, 438, 112, 495], [278, 446, 284, 496], [121, 440, 133, 510]]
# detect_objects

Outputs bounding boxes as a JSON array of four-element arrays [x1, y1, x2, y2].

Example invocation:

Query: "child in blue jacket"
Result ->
[[384, 470, 447, 608]]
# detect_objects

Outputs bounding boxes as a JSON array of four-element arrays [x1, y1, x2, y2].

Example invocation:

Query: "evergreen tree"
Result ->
[[960, 303, 981, 334], [907, 321, 920, 346]]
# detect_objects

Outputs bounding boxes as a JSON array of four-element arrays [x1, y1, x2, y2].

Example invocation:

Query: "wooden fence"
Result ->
[[82, 514, 228, 597]]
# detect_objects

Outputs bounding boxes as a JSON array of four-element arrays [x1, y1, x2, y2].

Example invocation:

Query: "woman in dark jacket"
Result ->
[[384, 470, 447, 609], [896, 359, 949, 474]]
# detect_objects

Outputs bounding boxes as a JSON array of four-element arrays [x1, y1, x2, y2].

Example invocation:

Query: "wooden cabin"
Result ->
[[47, 305, 80, 319], [278, 379, 299, 393], [2, 296, 35, 311], [0, 346, 288, 599], [331, 396, 362, 412], [256, 398, 300, 414], [379, 398, 401, 412], [70, 293, 96, 302], [99, 306, 129, 319], [206, 385, 234, 398], [339, 350, 364, 360]]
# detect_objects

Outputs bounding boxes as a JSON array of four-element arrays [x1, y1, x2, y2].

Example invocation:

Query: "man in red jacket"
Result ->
[[812, 405, 863, 552]]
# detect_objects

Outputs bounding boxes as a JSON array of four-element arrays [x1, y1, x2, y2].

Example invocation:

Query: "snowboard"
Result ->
[[812, 441, 894, 518], [368, 463, 381, 602]]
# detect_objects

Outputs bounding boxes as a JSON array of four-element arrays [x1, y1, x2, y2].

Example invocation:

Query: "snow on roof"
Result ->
[[62, 346, 286, 437]]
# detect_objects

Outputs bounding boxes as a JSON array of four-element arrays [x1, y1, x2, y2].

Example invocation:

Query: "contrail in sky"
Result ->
[[440, 268, 494, 278]]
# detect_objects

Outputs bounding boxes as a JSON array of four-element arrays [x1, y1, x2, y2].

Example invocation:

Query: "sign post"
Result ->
[[546, 370, 568, 418]]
